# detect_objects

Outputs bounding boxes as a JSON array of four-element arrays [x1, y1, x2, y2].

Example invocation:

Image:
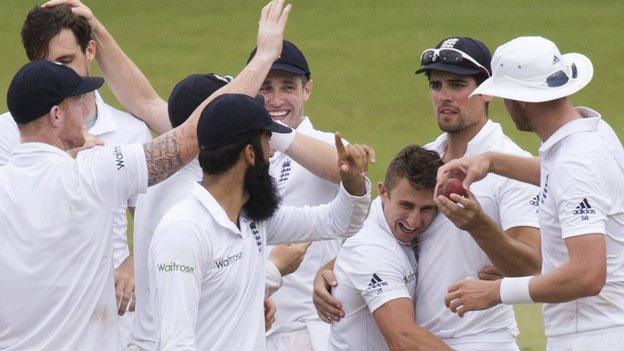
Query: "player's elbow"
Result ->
[[386, 332, 428, 351], [577, 267, 606, 297]]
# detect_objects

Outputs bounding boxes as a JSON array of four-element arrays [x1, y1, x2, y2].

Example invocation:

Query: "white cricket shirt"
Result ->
[[267, 117, 343, 337], [0, 91, 152, 268], [330, 197, 418, 351], [417, 120, 540, 348], [149, 180, 370, 351], [0, 92, 152, 347], [0, 142, 147, 350], [537, 107, 624, 338], [128, 160, 202, 351]]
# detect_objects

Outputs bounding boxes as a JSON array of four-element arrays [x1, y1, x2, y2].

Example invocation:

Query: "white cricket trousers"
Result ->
[[267, 320, 330, 351]]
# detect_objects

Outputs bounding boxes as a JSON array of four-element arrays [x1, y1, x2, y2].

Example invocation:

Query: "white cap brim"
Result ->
[[470, 53, 593, 102]]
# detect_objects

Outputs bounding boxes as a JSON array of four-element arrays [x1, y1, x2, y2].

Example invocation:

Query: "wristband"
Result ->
[[500, 276, 534, 304], [269, 126, 295, 153]]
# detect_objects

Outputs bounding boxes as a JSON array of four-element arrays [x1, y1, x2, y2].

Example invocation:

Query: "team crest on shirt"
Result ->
[[278, 159, 292, 183], [249, 222, 262, 252]]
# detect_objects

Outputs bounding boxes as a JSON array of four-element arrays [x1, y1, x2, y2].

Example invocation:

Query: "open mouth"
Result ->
[[398, 222, 417, 234], [438, 107, 458, 115]]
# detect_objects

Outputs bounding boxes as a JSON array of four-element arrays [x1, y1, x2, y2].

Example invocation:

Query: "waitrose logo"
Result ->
[[215, 251, 243, 269], [157, 261, 195, 273]]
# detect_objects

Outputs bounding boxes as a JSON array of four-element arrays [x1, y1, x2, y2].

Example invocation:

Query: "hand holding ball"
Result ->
[[441, 178, 468, 199]]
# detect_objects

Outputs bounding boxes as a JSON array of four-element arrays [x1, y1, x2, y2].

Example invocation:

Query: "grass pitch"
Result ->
[[2, 1, 624, 349]]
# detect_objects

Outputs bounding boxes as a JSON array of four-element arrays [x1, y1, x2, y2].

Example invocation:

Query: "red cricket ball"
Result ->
[[441, 178, 467, 198]]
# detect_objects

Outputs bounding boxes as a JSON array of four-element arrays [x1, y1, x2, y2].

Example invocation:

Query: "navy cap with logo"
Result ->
[[7, 60, 104, 124], [168, 73, 231, 128], [197, 93, 291, 150], [416, 37, 492, 78], [247, 39, 311, 77]]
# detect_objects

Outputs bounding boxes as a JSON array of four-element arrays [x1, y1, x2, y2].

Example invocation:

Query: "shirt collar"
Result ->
[[191, 182, 244, 237], [10, 142, 71, 164], [88, 91, 119, 137], [427, 119, 502, 157], [295, 116, 313, 132], [538, 107, 602, 157]]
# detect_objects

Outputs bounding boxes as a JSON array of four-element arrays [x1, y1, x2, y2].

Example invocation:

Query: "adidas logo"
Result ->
[[572, 198, 596, 215], [553, 55, 560, 65], [367, 273, 388, 291], [530, 195, 540, 206]]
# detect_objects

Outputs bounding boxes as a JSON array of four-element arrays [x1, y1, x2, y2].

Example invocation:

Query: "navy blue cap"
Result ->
[[197, 94, 291, 150], [416, 37, 492, 77], [168, 73, 230, 128], [247, 40, 310, 77], [7, 60, 103, 124]]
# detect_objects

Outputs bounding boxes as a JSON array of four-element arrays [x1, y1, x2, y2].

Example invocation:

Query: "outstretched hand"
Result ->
[[335, 132, 373, 197], [434, 154, 492, 198], [256, 0, 292, 62]]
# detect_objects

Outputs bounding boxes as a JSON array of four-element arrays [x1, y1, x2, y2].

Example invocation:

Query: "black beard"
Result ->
[[243, 157, 281, 221]]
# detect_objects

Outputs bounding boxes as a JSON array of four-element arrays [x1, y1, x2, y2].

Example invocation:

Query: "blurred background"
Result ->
[[2, 1, 623, 349]]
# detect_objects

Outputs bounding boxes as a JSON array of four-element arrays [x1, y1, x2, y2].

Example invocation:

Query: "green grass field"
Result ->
[[2, 1, 624, 349]]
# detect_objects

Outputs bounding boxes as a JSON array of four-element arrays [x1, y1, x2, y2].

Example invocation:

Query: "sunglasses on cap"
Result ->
[[420, 48, 491, 77], [504, 63, 578, 88]]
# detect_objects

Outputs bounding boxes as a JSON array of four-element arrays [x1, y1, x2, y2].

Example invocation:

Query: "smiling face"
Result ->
[[428, 70, 489, 134], [259, 70, 312, 128], [379, 178, 437, 244]]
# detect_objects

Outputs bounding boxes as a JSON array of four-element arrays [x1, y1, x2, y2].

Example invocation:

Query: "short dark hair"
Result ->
[[198, 131, 264, 175], [384, 145, 443, 192], [21, 5, 92, 61]]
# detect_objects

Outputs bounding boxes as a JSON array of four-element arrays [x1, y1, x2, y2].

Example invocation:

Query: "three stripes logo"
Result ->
[[366, 273, 388, 291], [572, 198, 595, 215]]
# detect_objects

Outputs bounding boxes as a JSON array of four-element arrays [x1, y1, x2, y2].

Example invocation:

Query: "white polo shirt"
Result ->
[[0, 92, 152, 269], [537, 107, 624, 338], [0, 142, 147, 351], [149, 180, 370, 351], [128, 160, 202, 351], [417, 120, 540, 348], [330, 197, 418, 351], [267, 117, 343, 337], [0, 92, 152, 348]]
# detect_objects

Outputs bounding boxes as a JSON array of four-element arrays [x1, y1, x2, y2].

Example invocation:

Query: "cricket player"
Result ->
[[0, 6, 167, 342], [148, 93, 371, 350], [129, 73, 313, 350], [330, 145, 452, 351], [439, 36, 624, 351], [247, 39, 349, 350], [313, 37, 541, 350], [0, 1, 292, 349]]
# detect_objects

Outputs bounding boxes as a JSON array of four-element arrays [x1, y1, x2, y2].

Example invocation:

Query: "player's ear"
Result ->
[[378, 182, 387, 198], [302, 78, 313, 101], [243, 144, 256, 166]]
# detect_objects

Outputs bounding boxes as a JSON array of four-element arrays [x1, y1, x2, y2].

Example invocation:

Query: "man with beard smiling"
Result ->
[[148, 93, 371, 350]]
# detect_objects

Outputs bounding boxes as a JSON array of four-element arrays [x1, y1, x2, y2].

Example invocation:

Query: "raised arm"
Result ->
[[265, 133, 371, 244], [435, 151, 541, 196], [140, 0, 290, 186], [271, 131, 376, 184], [43, 0, 171, 134]]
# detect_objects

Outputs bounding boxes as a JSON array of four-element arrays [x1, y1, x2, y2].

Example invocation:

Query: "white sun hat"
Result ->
[[470, 36, 593, 103]]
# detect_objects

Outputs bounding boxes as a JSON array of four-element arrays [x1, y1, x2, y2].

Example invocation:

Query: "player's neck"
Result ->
[[532, 100, 580, 142], [443, 118, 487, 163], [202, 168, 247, 226]]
